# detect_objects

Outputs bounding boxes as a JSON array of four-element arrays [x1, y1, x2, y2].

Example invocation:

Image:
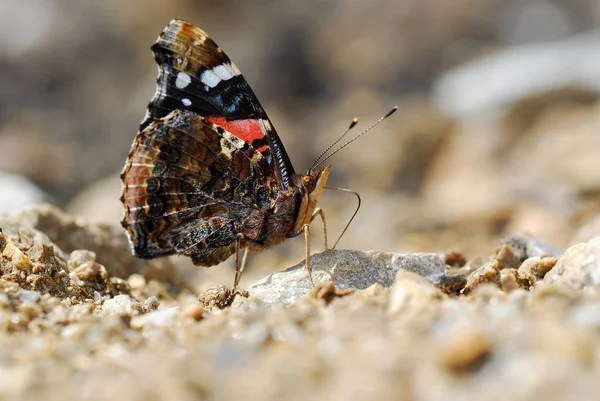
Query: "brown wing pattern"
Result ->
[[121, 110, 278, 265]]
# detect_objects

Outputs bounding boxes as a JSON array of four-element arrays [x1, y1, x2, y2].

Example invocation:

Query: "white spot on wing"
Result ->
[[175, 72, 191, 89], [219, 138, 235, 160], [213, 64, 236, 81], [222, 131, 245, 149], [200, 63, 239, 88], [200, 69, 221, 88], [182, 98, 192, 106], [219, 134, 246, 160]]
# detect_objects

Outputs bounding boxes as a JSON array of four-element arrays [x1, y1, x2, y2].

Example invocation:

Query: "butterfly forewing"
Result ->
[[143, 20, 295, 188], [144, 22, 255, 124]]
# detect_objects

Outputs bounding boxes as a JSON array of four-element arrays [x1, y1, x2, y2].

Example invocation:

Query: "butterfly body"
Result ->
[[121, 20, 330, 283]]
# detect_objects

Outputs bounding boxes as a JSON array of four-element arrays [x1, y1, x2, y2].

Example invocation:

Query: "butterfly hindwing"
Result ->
[[121, 110, 277, 262]]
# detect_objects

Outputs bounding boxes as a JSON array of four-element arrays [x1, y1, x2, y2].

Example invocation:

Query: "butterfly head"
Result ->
[[291, 165, 331, 233], [303, 165, 331, 200]]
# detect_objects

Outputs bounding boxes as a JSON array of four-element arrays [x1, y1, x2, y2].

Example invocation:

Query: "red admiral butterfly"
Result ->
[[121, 19, 395, 293]]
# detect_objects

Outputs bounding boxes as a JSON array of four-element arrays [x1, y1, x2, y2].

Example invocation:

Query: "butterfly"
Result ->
[[120, 19, 395, 294]]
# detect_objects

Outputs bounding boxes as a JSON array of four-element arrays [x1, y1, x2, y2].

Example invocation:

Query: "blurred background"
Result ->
[[2, 0, 600, 286]]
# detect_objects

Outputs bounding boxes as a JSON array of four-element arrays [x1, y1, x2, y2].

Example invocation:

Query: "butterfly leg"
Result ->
[[286, 211, 326, 288], [303, 223, 314, 288], [310, 207, 327, 250], [232, 234, 249, 292]]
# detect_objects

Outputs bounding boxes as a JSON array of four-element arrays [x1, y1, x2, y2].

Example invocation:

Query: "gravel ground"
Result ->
[[2, 205, 600, 401]]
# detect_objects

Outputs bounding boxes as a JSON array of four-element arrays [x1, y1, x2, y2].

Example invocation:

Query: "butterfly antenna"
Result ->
[[323, 186, 362, 249], [312, 106, 398, 170], [309, 118, 359, 172]]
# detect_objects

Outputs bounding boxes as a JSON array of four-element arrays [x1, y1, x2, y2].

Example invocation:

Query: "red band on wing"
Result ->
[[207, 117, 269, 153]]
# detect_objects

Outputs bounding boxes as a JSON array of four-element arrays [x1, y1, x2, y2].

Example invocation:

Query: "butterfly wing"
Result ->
[[143, 19, 295, 189], [121, 20, 307, 266], [121, 109, 278, 265]]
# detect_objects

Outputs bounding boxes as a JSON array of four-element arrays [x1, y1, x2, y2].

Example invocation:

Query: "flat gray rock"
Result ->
[[248, 249, 448, 305]]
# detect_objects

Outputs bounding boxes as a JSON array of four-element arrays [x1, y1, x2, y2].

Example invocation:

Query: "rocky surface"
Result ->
[[1, 205, 600, 400], [248, 250, 449, 305]]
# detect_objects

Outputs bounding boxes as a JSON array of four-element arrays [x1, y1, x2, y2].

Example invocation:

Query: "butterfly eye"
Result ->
[[302, 175, 316, 192]]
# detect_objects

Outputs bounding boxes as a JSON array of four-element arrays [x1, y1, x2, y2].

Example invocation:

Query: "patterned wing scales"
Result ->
[[143, 19, 296, 189], [121, 110, 277, 264], [143, 21, 255, 125]]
